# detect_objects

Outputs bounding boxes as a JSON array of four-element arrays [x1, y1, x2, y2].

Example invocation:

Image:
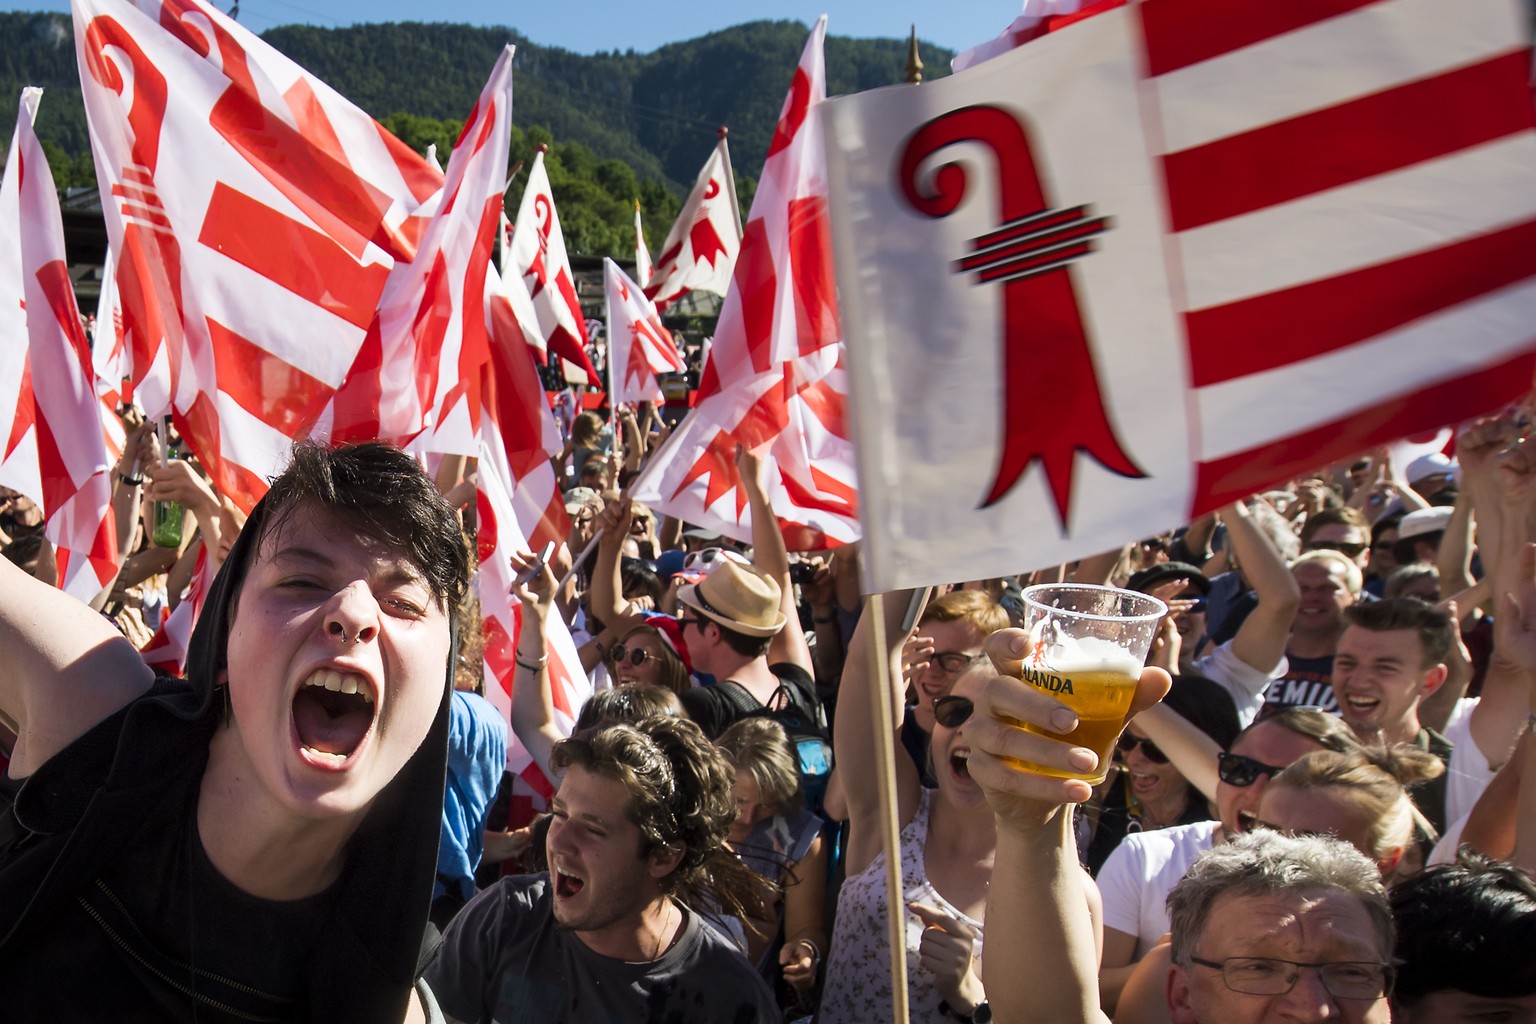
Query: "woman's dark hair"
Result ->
[[1391, 850, 1536, 1004], [256, 440, 470, 610]]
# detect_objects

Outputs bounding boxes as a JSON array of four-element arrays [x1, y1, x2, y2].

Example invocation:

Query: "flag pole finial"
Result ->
[[717, 125, 729, 139], [536, 143, 549, 155], [906, 26, 924, 84]]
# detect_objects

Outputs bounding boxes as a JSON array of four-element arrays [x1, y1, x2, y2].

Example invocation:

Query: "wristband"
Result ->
[[515, 654, 547, 673], [812, 616, 836, 625], [119, 473, 145, 486]]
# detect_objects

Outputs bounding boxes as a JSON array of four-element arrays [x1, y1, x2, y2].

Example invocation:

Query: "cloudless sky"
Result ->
[[2, 0, 1019, 59]]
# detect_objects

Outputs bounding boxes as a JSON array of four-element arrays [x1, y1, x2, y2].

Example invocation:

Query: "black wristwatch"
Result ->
[[940, 999, 991, 1024]]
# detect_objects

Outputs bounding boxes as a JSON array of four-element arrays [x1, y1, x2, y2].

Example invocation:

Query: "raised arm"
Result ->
[[737, 445, 812, 673], [1223, 500, 1301, 676], [968, 629, 1173, 1024], [505, 552, 564, 782], [1, 554, 155, 777], [835, 589, 924, 877], [1465, 429, 1536, 770]]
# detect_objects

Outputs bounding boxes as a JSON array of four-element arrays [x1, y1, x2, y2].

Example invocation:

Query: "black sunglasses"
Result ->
[[1116, 733, 1169, 764], [1305, 540, 1367, 558], [609, 644, 661, 667], [1217, 751, 1289, 788], [932, 695, 975, 729]]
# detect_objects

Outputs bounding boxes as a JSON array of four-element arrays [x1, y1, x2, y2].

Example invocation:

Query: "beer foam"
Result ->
[[1033, 632, 1143, 676]]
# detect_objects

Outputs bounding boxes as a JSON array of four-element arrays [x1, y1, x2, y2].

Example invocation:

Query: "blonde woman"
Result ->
[[715, 718, 829, 1010]]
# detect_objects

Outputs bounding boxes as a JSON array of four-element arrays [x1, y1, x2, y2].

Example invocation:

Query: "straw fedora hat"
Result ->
[[677, 561, 786, 638]]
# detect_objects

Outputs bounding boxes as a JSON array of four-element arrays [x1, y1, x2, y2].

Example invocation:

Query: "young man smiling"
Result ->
[[425, 716, 777, 1023], [1327, 595, 1456, 835], [0, 441, 471, 1022]]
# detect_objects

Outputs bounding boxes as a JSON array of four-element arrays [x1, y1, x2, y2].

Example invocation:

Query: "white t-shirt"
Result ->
[[1191, 640, 1288, 728], [1441, 696, 1497, 827], [1097, 820, 1220, 957]]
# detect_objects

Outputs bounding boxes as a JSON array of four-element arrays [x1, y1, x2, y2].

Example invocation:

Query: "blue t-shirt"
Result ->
[[435, 690, 508, 901]]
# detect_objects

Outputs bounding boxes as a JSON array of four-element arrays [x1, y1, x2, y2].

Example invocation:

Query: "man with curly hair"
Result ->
[[424, 716, 778, 1023]]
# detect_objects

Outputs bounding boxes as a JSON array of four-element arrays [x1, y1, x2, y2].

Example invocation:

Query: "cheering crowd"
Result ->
[[2, 393, 1535, 1024]]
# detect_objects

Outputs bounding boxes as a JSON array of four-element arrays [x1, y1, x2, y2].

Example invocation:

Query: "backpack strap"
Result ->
[[716, 679, 763, 717]]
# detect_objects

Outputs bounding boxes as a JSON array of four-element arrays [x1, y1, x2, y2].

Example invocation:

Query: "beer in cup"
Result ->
[[1009, 583, 1166, 783]]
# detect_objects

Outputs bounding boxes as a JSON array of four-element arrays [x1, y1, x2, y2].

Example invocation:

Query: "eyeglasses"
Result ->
[[1188, 956, 1394, 1000], [932, 695, 975, 729], [928, 651, 985, 675], [1116, 733, 1170, 764], [1305, 540, 1367, 558], [675, 615, 706, 633], [1217, 751, 1289, 787], [610, 644, 661, 667]]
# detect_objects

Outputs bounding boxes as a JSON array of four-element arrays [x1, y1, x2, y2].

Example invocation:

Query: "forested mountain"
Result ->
[[0, 11, 953, 259]]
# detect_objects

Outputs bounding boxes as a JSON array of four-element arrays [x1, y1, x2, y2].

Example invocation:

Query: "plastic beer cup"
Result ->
[[1008, 583, 1166, 784]]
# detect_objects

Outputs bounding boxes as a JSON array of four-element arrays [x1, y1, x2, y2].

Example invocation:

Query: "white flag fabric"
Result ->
[[603, 258, 683, 406], [506, 149, 600, 386], [485, 275, 570, 553], [644, 131, 742, 311], [329, 45, 514, 457], [0, 87, 119, 601], [75, 0, 445, 512], [825, 0, 1536, 592], [630, 18, 859, 551], [475, 395, 591, 805], [952, 0, 1094, 72], [634, 199, 653, 287]]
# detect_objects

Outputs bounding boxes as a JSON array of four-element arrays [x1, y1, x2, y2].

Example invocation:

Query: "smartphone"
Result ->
[[514, 541, 556, 586]]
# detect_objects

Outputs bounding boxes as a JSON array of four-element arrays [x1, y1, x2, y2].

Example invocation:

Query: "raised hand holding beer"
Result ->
[[968, 597, 1171, 830]]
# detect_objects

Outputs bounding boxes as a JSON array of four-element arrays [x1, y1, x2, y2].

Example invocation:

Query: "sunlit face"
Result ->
[[931, 668, 988, 810], [913, 617, 987, 726], [1120, 723, 1192, 812], [218, 506, 451, 825], [612, 629, 670, 688], [547, 764, 668, 940], [1331, 627, 1437, 739], [1291, 562, 1355, 633], [1169, 889, 1391, 1024], [1217, 721, 1328, 836], [1308, 524, 1370, 569]]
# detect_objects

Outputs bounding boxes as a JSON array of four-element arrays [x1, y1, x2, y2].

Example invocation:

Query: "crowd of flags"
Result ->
[[3, 0, 1535, 783]]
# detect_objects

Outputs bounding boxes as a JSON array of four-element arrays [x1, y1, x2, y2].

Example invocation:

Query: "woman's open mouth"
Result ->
[[292, 669, 377, 768]]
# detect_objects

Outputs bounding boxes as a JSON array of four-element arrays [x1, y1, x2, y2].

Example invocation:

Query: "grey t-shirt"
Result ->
[[424, 873, 777, 1024]]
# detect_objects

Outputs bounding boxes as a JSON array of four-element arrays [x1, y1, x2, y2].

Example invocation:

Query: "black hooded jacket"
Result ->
[[0, 493, 453, 1022]]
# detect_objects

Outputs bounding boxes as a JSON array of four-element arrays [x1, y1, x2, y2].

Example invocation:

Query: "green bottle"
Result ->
[[152, 445, 184, 549]]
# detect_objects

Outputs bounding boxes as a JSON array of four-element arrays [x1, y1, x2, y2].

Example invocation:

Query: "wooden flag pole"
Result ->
[[866, 590, 911, 1024]]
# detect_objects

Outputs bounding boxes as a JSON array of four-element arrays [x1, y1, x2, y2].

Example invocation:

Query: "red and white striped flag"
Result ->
[[475, 378, 591, 818], [0, 88, 119, 602], [604, 258, 683, 406], [644, 129, 742, 311], [634, 198, 653, 287], [75, 0, 444, 513], [139, 545, 214, 674], [825, 0, 1536, 591], [328, 45, 514, 457], [631, 18, 860, 552], [485, 274, 569, 553], [505, 148, 601, 387]]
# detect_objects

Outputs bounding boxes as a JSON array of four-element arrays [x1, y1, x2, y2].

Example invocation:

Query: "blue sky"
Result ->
[[3, 0, 1019, 57]]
